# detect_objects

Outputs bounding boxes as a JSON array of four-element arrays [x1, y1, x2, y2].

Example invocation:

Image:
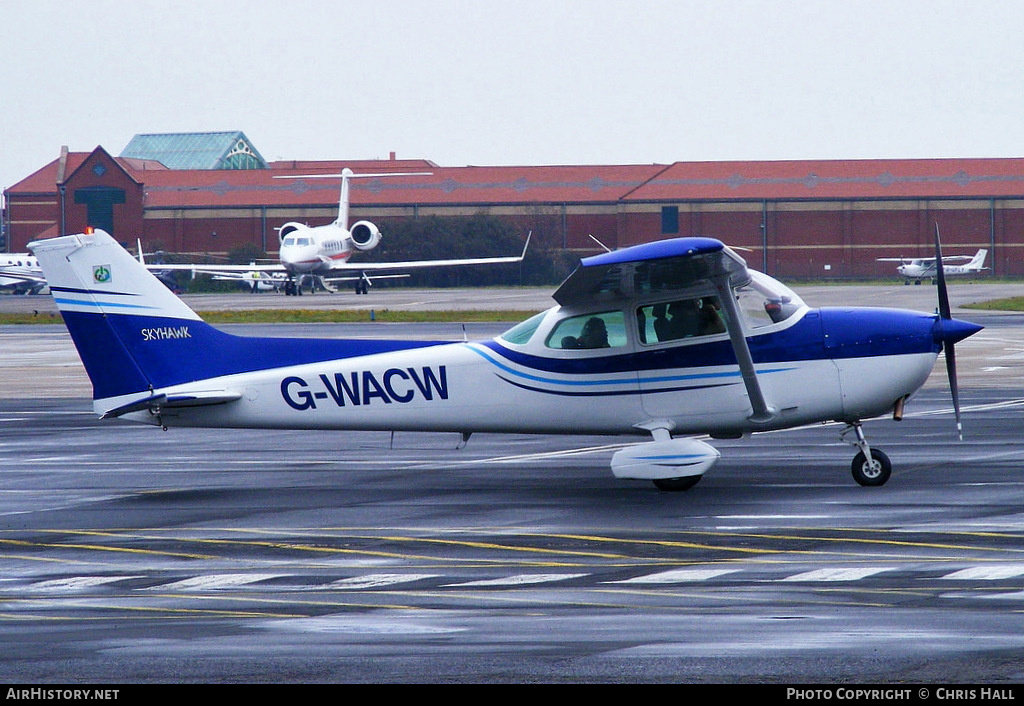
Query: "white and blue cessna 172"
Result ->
[[29, 226, 982, 490]]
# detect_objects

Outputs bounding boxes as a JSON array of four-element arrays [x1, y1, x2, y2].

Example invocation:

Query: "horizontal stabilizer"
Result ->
[[323, 273, 411, 283], [101, 390, 242, 419]]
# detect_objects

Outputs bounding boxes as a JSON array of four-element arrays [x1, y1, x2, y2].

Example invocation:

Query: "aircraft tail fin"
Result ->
[[29, 229, 208, 404], [971, 249, 989, 269]]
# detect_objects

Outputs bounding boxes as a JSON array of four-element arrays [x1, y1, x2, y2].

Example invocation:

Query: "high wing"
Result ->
[[554, 237, 749, 305], [554, 237, 775, 424], [876, 255, 971, 263]]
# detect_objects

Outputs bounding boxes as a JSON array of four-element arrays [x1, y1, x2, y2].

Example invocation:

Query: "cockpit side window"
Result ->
[[637, 295, 726, 345], [546, 311, 627, 350]]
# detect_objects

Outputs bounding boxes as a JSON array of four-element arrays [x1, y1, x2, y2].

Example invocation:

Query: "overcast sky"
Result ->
[[4, 0, 1024, 196]]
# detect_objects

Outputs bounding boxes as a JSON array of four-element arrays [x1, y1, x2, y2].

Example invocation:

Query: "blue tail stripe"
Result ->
[[62, 312, 152, 399]]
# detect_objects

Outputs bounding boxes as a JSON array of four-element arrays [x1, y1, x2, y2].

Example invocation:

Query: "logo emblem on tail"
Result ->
[[93, 264, 111, 283]]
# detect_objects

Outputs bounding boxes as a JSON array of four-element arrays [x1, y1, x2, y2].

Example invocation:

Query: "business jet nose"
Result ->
[[933, 317, 984, 347], [279, 246, 299, 266], [279, 243, 316, 270]]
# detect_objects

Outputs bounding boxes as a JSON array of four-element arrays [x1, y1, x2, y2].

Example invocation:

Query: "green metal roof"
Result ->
[[119, 131, 267, 170]]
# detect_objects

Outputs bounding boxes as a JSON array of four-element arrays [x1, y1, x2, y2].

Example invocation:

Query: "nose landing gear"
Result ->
[[842, 423, 892, 487]]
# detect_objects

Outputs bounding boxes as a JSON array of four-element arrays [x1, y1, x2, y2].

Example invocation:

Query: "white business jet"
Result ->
[[0, 253, 48, 294], [176, 168, 529, 295], [29, 225, 981, 490], [879, 248, 988, 285]]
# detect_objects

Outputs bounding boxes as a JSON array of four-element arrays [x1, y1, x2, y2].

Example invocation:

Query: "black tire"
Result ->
[[851, 449, 892, 487], [652, 475, 702, 492]]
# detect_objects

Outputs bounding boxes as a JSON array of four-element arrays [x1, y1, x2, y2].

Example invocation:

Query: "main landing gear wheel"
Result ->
[[653, 476, 702, 492], [851, 448, 891, 487]]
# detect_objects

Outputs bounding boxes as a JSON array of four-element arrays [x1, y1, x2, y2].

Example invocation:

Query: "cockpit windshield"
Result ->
[[500, 310, 547, 345], [735, 270, 805, 329]]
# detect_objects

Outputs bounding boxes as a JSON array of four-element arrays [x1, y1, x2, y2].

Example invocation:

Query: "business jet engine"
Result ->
[[278, 222, 305, 243], [349, 221, 382, 251]]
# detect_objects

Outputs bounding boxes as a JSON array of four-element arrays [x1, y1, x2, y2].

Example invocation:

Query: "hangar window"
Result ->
[[74, 186, 126, 237], [661, 206, 679, 235]]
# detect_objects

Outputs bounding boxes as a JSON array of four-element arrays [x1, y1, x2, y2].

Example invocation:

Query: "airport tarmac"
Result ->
[[3, 287, 1024, 684]]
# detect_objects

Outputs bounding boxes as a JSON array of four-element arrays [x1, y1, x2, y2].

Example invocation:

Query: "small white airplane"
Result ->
[[879, 248, 988, 285], [213, 267, 288, 293], [29, 225, 982, 490], [0, 253, 48, 294], [169, 168, 529, 295]]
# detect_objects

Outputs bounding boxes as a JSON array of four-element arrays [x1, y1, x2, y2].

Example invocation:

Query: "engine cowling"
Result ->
[[278, 222, 305, 244], [349, 220, 381, 251]]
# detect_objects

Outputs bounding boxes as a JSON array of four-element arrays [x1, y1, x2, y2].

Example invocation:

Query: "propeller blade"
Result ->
[[945, 338, 963, 441], [934, 222, 963, 439], [934, 223, 951, 320]]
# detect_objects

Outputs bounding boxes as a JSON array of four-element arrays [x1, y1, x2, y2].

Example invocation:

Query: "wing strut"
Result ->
[[710, 274, 777, 425]]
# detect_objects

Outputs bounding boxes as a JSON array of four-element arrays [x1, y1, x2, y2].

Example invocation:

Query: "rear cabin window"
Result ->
[[636, 296, 726, 345], [546, 311, 628, 350]]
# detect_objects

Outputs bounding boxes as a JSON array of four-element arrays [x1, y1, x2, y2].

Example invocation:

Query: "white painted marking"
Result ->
[[329, 574, 439, 589], [906, 398, 1024, 419], [782, 567, 892, 582], [30, 576, 142, 591], [156, 573, 284, 590], [971, 591, 1024, 601], [464, 444, 633, 465], [716, 515, 829, 520], [609, 568, 739, 584], [941, 565, 1024, 580], [448, 573, 587, 587]]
